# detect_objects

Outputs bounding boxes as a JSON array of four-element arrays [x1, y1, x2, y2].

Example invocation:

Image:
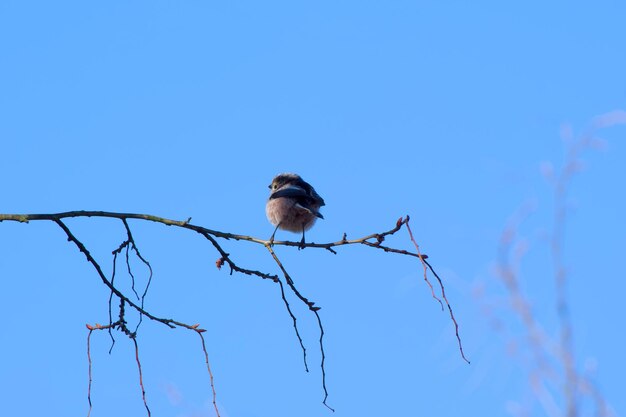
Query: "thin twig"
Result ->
[[423, 258, 470, 364], [121, 218, 154, 306], [87, 327, 93, 417], [265, 244, 334, 411], [275, 277, 309, 372], [196, 329, 221, 417], [132, 337, 151, 417], [314, 311, 333, 412], [109, 248, 119, 351], [86, 322, 117, 416], [405, 218, 469, 364], [404, 216, 442, 309]]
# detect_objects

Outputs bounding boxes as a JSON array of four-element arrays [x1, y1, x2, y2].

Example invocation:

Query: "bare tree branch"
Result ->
[[1, 211, 465, 415]]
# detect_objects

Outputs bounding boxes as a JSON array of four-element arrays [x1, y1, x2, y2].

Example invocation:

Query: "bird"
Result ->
[[266, 173, 325, 248]]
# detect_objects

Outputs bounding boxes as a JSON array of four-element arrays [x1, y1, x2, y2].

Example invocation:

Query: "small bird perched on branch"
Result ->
[[266, 173, 325, 248]]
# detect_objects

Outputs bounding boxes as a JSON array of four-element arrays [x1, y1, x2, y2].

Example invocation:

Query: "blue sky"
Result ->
[[1, 1, 625, 416]]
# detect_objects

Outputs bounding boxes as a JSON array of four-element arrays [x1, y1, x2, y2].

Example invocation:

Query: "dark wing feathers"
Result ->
[[270, 185, 309, 200], [270, 181, 325, 205], [270, 181, 325, 218], [293, 178, 325, 206]]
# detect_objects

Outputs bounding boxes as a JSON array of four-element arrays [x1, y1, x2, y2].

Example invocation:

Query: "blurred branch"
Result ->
[[489, 112, 625, 417]]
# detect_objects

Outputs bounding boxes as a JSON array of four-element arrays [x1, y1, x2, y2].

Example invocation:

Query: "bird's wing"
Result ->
[[272, 182, 325, 206], [271, 185, 325, 219], [269, 185, 309, 200], [294, 203, 324, 219], [295, 178, 326, 206]]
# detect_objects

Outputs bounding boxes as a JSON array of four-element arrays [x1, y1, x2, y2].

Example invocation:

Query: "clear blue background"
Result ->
[[1, 1, 625, 416]]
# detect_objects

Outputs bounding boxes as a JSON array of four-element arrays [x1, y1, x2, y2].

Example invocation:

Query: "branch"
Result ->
[[1, 211, 467, 414], [0, 211, 427, 255]]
